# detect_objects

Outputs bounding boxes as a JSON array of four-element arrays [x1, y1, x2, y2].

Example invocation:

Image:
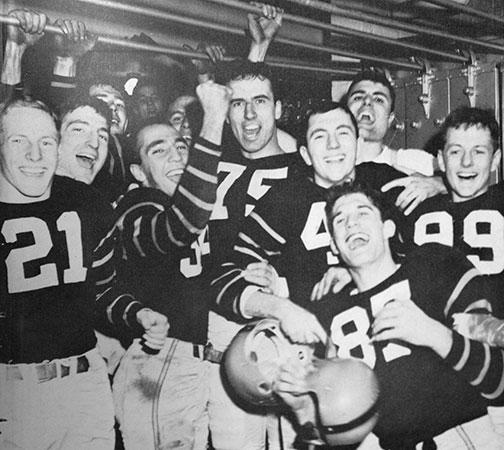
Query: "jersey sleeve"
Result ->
[[445, 331, 504, 406], [211, 185, 292, 321], [165, 137, 222, 246], [426, 244, 504, 405], [90, 191, 145, 332]]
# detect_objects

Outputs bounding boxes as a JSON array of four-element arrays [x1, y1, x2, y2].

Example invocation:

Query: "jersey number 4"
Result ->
[[414, 210, 504, 274], [2, 213, 87, 293], [330, 280, 412, 369]]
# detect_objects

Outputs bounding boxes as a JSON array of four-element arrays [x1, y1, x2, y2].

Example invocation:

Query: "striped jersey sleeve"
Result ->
[[439, 249, 504, 405], [168, 137, 222, 246], [80, 188, 144, 331], [211, 191, 288, 321], [92, 136, 222, 329]]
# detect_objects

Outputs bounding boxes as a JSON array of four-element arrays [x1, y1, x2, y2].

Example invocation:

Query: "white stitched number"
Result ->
[[245, 168, 288, 216], [329, 281, 412, 369], [330, 306, 376, 368], [414, 211, 453, 247], [301, 202, 339, 265], [210, 163, 246, 221], [2, 212, 87, 294], [369, 280, 412, 363], [211, 164, 290, 220], [180, 227, 210, 278], [414, 210, 504, 274]]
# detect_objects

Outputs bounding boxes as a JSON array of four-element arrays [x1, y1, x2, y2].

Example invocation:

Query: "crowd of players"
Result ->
[[2, 4, 504, 450]]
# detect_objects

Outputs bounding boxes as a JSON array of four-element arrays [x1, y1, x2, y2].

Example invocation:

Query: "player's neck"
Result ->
[[242, 136, 284, 160], [356, 139, 384, 165], [350, 255, 399, 292]]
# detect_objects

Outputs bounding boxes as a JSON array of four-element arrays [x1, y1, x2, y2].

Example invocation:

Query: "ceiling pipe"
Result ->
[[66, 0, 421, 69], [0, 15, 357, 76], [287, 0, 504, 54], [205, 0, 466, 62], [420, 0, 504, 28]]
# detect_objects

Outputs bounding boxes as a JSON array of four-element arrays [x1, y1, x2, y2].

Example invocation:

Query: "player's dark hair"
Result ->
[[297, 101, 359, 149], [325, 181, 397, 237], [80, 75, 126, 100], [342, 69, 395, 113], [439, 106, 500, 152], [0, 97, 57, 141], [131, 121, 181, 165], [59, 93, 112, 130], [216, 59, 278, 100]]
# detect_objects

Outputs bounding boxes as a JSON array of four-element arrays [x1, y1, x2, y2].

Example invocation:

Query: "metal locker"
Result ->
[[449, 63, 499, 113], [403, 73, 449, 153], [385, 81, 406, 150]]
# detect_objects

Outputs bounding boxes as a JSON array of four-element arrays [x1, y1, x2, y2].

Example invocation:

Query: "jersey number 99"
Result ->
[[414, 210, 504, 274]]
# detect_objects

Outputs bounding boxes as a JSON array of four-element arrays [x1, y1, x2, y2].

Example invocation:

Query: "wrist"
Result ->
[[199, 115, 226, 145], [53, 56, 77, 77], [248, 42, 270, 62], [1, 40, 26, 85], [430, 322, 453, 358]]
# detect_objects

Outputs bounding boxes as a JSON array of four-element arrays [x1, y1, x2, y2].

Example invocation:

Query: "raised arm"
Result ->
[[49, 18, 97, 111], [247, 3, 283, 62], [1, 9, 47, 101]]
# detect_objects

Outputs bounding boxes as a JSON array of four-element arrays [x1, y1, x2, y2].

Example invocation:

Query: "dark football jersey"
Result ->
[[182, 149, 303, 282], [212, 162, 404, 320], [111, 137, 222, 344], [0, 177, 112, 363], [403, 183, 504, 316], [309, 244, 504, 448], [114, 187, 209, 344]]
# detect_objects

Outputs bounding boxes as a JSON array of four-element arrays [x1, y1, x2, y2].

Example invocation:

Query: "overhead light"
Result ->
[[124, 77, 139, 96]]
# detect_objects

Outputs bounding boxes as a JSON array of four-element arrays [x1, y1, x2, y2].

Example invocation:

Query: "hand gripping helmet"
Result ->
[[223, 318, 314, 407], [306, 357, 379, 446]]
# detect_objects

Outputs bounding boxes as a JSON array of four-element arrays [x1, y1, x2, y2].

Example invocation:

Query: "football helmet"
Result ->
[[307, 357, 379, 446], [223, 318, 314, 407]]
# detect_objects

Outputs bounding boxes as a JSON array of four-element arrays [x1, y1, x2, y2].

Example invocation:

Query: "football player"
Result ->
[[344, 69, 448, 216], [344, 70, 435, 175], [403, 107, 504, 316], [205, 57, 303, 448], [0, 98, 167, 449], [111, 80, 231, 450], [274, 182, 504, 449], [211, 101, 409, 343]]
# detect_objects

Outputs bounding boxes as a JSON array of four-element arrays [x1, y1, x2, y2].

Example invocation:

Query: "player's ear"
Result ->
[[491, 148, 502, 172], [130, 163, 146, 184], [387, 111, 395, 128], [383, 219, 396, 239], [274, 100, 282, 121], [300, 145, 312, 166], [437, 150, 446, 172]]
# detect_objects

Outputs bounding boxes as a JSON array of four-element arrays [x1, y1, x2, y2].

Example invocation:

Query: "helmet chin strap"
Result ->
[[319, 400, 379, 435]]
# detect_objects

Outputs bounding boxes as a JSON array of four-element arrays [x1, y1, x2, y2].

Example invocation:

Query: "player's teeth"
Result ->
[[76, 155, 95, 169]]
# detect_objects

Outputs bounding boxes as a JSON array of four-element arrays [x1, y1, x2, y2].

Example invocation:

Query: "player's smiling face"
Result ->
[[0, 106, 58, 203], [167, 95, 196, 146], [347, 80, 394, 143], [300, 108, 358, 188], [133, 123, 189, 197], [329, 193, 395, 269], [57, 106, 109, 185], [227, 76, 281, 158], [135, 85, 164, 121], [89, 84, 128, 136], [439, 125, 501, 203]]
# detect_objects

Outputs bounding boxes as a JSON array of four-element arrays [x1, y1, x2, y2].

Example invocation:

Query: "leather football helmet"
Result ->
[[223, 318, 314, 407], [306, 357, 379, 446]]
